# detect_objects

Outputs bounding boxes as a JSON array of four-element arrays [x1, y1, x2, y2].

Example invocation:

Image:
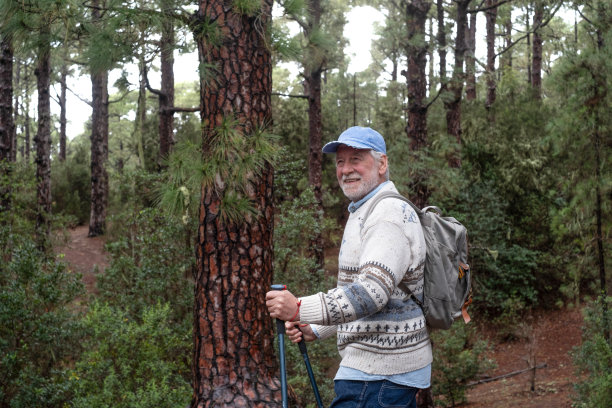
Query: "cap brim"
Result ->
[[322, 141, 342, 153], [322, 139, 373, 153]]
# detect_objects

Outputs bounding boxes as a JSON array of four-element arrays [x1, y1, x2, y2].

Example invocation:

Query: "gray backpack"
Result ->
[[363, 191, 472, 330]]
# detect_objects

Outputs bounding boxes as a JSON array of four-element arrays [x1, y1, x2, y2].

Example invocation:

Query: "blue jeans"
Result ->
[[329, 380, 418, 408]]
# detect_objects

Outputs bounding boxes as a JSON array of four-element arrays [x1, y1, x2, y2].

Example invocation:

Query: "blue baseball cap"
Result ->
[[322, 126, 386, 154]]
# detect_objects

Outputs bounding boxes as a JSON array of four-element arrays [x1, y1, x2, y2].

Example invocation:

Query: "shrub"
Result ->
[[51, 154, 91, 225], [432, 324, 496, 407], [571, 297, 612, 408], [71, 302, 191, 408], [97, 207, 193, 330], [0, 233, 84, 407]]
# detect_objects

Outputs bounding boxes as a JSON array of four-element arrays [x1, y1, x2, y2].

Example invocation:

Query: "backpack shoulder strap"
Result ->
[[361, 191, 421, 226], [361, 191, 425, 309]]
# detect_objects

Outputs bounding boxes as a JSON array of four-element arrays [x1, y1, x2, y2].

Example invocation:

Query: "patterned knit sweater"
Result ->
[[299, 181, 432, 375]]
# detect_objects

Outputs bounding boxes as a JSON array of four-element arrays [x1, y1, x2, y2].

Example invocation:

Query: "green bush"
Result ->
[[432, 324, 496, 408], [51, 150, 91, 225], [71, 302, 191, 408], [572, 297, 612, 408], [98, 207, 193, 329], [0, 233, 84, 408]]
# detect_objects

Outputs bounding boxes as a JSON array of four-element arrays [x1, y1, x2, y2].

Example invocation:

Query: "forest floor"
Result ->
[[57, 226, 584, 408]]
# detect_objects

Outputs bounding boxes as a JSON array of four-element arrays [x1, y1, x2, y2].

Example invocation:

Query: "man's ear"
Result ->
[[378, 154, 388, 177]]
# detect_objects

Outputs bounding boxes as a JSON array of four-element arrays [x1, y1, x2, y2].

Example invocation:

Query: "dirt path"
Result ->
[[56, 225, 109, 294], [464, 307, 583, 407]]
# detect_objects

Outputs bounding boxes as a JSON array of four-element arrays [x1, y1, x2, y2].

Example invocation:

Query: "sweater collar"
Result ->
[[348, 181, 391, 213]]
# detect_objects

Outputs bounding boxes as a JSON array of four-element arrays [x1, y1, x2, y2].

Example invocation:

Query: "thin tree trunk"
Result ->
[[191, 0, 279, 406], [35, 39, 52, 248], [12, 57, 19, 162], [0, 36, 13, 162], [437, 0, 447, 82], [135, 50, 147, 168], [303, 0, 324, 271], [59, 64, 67, 161], [485, 0, 498, 108], [89, 68, 109, 237], [465, 10, 477, 101], [531, 1, 543, 99], [405, 0, 431, 152], [158, 0, 175, 168], [444, 0, 472, 168], [525, 6, 531, 85], [0, 36, 14, 214]]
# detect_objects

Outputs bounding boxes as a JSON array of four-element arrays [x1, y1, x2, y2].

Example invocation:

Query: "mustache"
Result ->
[[342, 173, 361, 182]]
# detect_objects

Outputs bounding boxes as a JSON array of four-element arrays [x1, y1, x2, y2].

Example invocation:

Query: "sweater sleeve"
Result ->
[[299, 216, 419, 326]]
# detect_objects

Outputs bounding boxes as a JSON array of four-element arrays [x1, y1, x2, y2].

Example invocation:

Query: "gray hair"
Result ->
[[370, 150, 390, 181]]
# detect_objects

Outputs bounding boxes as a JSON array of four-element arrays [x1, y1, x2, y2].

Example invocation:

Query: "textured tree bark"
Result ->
[[0, 36, 13, 163], [436, 0, 446, 82], [0, 36, 14, 214], [304, 0, 324, 271], [404, 0, 431, 152], [158, 8, 175, 167], [531, 2, 543, 99], [89, 67, 109, 237], [444, 0, 472, 168], [59, 64, 67, 161], [35, 40, 52, 247], [485, 0, 498, 108], [191, 1, 279, 407], [88, 0, 109, 237], [403, 0, 432, 209], [465, 10, 477, 101]]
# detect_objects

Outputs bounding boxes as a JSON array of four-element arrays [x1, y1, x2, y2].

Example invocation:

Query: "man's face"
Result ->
[[335, 145, 387, 202]]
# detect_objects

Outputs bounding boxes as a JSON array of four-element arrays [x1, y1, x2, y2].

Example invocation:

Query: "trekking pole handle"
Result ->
[[271, 284, 289, 408]]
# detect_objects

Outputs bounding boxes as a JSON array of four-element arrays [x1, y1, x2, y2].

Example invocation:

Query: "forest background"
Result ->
[[0, 0, 610, 407]]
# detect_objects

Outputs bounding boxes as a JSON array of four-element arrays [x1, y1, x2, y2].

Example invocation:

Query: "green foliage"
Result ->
[[98, 207, 193, 327], [432, 324, 496, 408], [51, 152, 91, 225], [0, 232, 84, 408], [158, 118, 279, 224], [70, 302, 191, 408], [571, 297, 612, 408]]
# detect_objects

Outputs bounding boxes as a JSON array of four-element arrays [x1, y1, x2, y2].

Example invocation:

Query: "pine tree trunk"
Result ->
[[35, 41, 52, 248], [465, 10, 477, 101], [89, 68, 109, 237], [405, 0, 431, 151], [0, 36, 13, 162], [0, 35, 14, 214], [531, 2, 543, 99], [12, 58, 18, 162], [437, 0, 447, 82], [191, 1, 279, 406], [404, 0, 432, 209], [304, 0, 324, 271], [444, 0, 472, 168], [135, 50, 147, 168], [88, 0, 109, 237], [485, 0, 498, 108], [158, 0, 175, 168], [59, 64, 67, 161]]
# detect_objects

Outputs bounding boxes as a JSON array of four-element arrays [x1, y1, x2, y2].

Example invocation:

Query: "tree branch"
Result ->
[[468, 0, 513, 14], [494, 1, 563, 58], [467, 363, 547, 387], [271, 92, 308, 99]]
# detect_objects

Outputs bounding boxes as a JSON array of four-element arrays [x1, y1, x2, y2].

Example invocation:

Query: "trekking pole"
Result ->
[[297, 337, 324, 408], [270, 284, 289, 408]]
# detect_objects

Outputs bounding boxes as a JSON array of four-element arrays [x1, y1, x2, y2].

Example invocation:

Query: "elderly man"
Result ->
[[266, 126, 431, 408]]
